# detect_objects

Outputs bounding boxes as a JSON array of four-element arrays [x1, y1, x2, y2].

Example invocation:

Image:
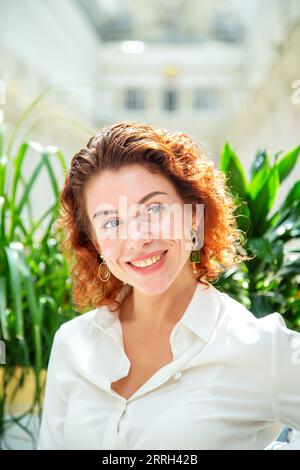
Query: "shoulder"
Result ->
[[48, 304, 115, 376], [213, 287, 295, 354], [58, 307, 100, 333], [56, 284, 131, 343], [216, 287, 286, 330], [209, 288, 300, 396], [54, 305, 111, 350]]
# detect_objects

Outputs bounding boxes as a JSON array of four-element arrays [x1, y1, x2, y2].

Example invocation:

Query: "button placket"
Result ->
[[116, 400, 127, 434], [173, 370, 182, 380], [102, 403, 124, 449], [116, 413, 124, 434]]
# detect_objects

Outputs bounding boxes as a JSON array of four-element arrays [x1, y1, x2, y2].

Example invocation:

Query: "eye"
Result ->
[[101, 218, 120, 230], [147, 203, 163, 215], [100, 204, 164, 230]]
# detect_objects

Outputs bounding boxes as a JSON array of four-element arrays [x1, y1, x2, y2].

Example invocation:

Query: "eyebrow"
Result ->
[[93, 191, 168, 220]]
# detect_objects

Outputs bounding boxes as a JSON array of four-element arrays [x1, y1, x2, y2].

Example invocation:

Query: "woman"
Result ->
[[37, 122, 300, 450]]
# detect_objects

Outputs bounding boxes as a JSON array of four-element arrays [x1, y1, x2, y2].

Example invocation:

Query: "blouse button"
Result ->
[[173, 370, 182, 380]]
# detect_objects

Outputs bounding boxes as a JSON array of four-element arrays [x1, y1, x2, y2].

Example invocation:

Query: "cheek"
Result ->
[[162, 212, 189, 243], [99, 241, 121, 263], [160, 215, 173, 239], [156, 212, 184, 240], [179, 218, 194, 257]]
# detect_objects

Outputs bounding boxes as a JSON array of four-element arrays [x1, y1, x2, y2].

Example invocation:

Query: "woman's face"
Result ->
[[85, 164, 200, 295]]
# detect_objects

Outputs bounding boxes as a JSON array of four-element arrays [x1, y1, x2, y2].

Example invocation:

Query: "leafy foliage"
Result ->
[[0, 122, 76, 449], [213, 143, 300, 331]]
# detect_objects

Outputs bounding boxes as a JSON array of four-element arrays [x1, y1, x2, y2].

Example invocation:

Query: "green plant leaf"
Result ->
[[277, 258, 300, 276], [4, 244, 24, 341], [265, 180, 300, 233], [248, 154, 270, 199], [0, 196, 7, 248], [11, 143, 29, 207], [277, 145, 300, 183], [280, 180, 300, 211], [249, 164, 280, 236], [270, 203, 300, 241], [0, 154, 8, 196], [42, 152, 59, 197], [0, 276, 9, 341], [18, 251, 42, 382], [250, 149, 269, 179], [13, 158, 44, 216], [250, 292, 277, 317], [220, 142, 248, 199]]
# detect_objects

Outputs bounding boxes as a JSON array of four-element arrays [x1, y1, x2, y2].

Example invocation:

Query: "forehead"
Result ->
[[85, 165, 177, 213]]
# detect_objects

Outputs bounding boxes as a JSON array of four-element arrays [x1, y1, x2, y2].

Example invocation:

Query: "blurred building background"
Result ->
[[0, 0, 300, 215]]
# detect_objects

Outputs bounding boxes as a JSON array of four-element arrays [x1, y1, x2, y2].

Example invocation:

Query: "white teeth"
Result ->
[[130, 251, 165, 268]]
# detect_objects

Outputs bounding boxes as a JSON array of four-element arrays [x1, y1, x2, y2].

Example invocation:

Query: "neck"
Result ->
[[120, 264, 198, 331]]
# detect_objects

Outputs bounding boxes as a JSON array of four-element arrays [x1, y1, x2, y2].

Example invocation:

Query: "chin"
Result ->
[[136, 279, 172, 296]]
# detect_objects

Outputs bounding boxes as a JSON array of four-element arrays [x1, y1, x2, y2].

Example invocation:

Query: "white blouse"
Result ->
[[36, 282, 300, 450]]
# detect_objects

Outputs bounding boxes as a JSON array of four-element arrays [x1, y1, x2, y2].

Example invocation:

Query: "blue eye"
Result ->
[[101, 218, 120, 230], [100, 204, 163, 230], [147, 204, 163, 215]]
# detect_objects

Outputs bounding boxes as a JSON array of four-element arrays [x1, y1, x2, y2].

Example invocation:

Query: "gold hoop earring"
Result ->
[[189, 222, 201, 274], [98, 255, 111, 282]]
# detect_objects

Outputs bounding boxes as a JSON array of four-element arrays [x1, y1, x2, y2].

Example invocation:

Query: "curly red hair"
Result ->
[[56, 121, 249, 313]]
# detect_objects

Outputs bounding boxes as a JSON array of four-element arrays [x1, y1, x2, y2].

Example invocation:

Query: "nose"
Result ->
[[127, 216, 152, 240], [126, 217, 154, 252]]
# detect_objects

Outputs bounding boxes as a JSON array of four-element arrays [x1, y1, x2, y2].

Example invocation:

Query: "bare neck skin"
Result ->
[[119, 262, 198, 332]]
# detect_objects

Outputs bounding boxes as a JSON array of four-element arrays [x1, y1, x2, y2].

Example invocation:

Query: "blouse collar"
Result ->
[[92, 281, 223, 345]]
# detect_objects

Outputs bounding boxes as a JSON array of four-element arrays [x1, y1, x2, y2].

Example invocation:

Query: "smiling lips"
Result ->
[[127, 249, 168, 264], [126, 250, 168, 273]]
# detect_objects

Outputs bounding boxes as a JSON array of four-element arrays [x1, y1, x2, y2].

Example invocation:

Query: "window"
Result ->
[[124, 88, 145, 110], [213, 12, 244, 43], [163, 89, 178, 112], [194, 88, 218, 111]]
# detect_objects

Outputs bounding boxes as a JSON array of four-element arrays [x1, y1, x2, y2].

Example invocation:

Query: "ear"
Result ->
[[192, 202, 204, 227]]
